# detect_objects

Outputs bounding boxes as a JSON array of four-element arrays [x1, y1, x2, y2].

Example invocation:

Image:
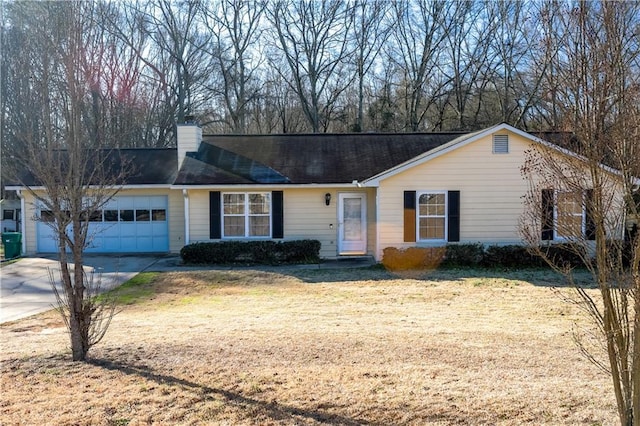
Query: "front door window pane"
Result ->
[[344, 198, 362, 241]]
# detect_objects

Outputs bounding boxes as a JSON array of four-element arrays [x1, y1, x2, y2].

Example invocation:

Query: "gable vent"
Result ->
[[493, 134, 509, 154]]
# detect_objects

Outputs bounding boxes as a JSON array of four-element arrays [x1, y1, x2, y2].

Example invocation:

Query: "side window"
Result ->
[[417, 192, 446, 241], [554, 191, 585, 239]]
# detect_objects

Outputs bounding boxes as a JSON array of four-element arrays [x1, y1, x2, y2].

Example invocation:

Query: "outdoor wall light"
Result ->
[[325, 193, 332, 206]]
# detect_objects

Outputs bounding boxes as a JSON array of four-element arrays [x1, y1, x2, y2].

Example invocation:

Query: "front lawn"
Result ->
[[0, 267, 615, 425]]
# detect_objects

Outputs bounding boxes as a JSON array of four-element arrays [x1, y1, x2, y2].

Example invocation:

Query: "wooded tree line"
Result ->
[[2, 0, 640, 149]]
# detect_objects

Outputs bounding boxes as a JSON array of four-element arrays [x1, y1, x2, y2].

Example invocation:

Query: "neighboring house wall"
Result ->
[[0, 199, 21, 232], [186, 187, 375, 259], [21, 188, 183, 255], [376, 130, 534, 257]]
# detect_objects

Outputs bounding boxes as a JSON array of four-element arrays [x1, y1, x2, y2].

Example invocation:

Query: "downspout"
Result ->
[[17, 190, 26, 255], [375, 190, 380, 262], [182, 189, 190, 246]]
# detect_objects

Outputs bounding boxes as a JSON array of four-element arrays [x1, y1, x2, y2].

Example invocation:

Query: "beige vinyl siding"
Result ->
[[187, 187, 375, 259], [377, 131, 532, 255], [285, 188, 338, 258], [187, 190, 212, 243], [365, 187, 377, 255], [21, 188, 183, 255], [22, 191, 37, 255]]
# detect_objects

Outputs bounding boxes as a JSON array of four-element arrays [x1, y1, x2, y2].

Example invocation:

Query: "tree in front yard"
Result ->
[[3, 1, 129, 361], [520, 2, 640, 425]]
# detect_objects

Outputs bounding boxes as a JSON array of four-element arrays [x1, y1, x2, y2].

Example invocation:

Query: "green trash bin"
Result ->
[[2, 232, 22, 259]]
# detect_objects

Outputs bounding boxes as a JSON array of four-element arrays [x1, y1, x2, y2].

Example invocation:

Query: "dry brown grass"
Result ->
[[0, 267, 616, 425]]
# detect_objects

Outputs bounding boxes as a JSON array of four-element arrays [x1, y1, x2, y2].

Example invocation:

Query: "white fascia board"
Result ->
[[172, 183, 359, 190], [5, 184, 173, 191], [363, 123, 511, 186]]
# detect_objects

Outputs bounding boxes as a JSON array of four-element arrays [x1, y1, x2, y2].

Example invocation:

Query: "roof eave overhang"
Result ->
[[5, 184, 174, 191], [172, 182, 364, 190]]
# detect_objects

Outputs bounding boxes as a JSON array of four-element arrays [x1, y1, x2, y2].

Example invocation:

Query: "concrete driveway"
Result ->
[[0, 255, 166, 323]]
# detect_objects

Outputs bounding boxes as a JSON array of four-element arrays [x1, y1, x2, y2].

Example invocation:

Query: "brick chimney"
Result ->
[[176, 116, 202, 167]]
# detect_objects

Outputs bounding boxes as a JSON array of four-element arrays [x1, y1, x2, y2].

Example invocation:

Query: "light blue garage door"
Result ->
[[37, 196, 169, 253]]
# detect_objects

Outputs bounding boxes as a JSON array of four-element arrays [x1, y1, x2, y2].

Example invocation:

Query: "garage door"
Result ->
[[37, 196, 169, 253]]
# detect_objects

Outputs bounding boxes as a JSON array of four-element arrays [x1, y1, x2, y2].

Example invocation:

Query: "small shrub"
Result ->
[[180, 240, 321, 265], [481, 245, 542, 268], [382, 246, 445, 271], [442, 243, 485, 267], [541, 243, 587, 269]]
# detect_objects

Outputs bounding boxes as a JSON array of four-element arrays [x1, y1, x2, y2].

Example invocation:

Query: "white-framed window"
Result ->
[[222, 192, 271, 238], [417, 191, 447, 241], [554, 191, 585, 240]]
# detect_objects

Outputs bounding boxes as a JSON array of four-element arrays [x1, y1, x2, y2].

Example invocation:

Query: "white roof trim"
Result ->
[[4, 184, 173, 191], [172, 183, 361, 190]]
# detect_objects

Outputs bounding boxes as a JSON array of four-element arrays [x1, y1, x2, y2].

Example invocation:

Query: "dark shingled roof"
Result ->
[[532, 131, 580, 151], [10, 148, 178, 186], [124, 148, 178, 184], [174, 133, 465, 185], [9, 129, 590, 188]]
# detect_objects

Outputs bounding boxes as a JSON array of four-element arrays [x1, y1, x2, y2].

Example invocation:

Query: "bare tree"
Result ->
[[4, 1, 128, 361], [267, 0, 354, 133], [386, 0, 450, 131], [436, 0, 491, 130], [520, 2, 640, 424], [349, 0, 390, 132], [202, 0, 266, 133], [123, 0, 212, 125]]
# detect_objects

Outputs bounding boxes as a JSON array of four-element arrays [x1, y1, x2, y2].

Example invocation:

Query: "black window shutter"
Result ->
[[209, 191, 221, 239], [272, 191, 284, 239], [404, 191, 416, 242], [541, 189, 554, 241], [585, 189, 595, 240], [447, 190, 460, 242]]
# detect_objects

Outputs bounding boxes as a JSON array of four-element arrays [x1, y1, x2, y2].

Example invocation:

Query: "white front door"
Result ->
[[338, 193, 367, 255]]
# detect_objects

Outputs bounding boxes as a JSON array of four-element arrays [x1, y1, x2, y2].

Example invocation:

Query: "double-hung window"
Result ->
[[554, 191, 585, 240], [223, 192, 271, 238], [542, 189, 592, 241], [418, 192, 446, 241]]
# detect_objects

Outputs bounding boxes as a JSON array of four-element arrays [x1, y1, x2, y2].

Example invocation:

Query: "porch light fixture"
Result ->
[[325, 193, 331, 206]]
